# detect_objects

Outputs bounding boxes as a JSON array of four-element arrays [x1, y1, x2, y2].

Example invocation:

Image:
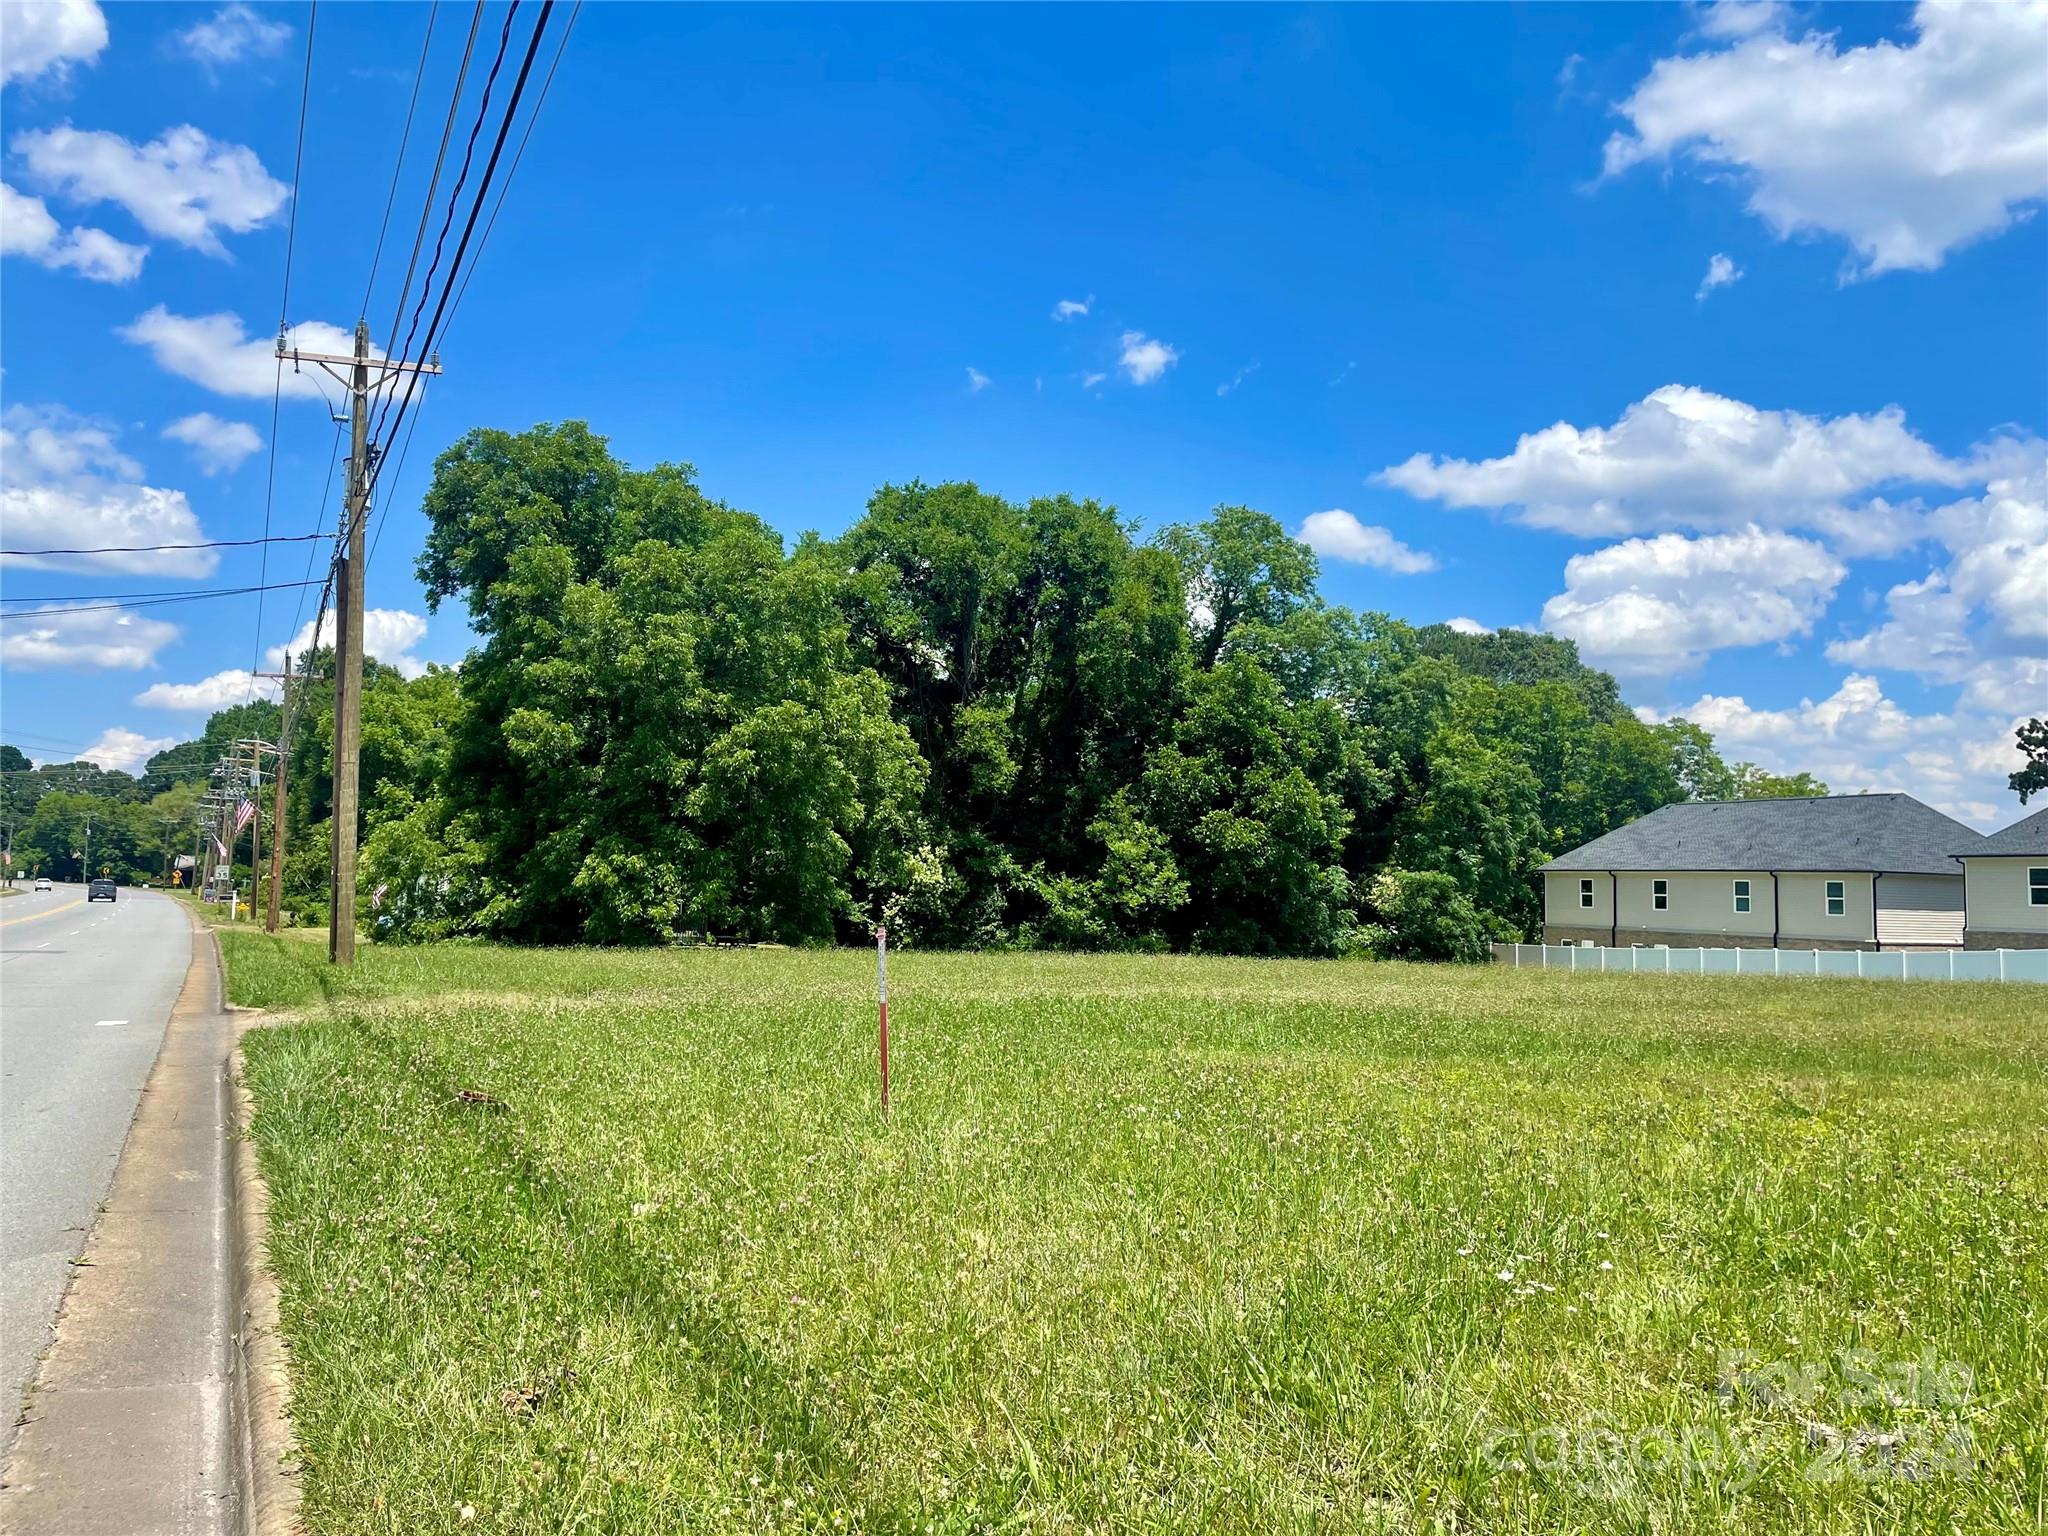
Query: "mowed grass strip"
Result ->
[[228, 934, 2048, 1535]]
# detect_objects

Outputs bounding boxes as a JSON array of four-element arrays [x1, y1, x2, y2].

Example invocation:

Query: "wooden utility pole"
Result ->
[[276, 321, 439, 964]]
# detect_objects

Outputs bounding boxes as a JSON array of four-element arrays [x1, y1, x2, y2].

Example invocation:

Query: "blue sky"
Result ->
[[3, 0, 2044, 825]]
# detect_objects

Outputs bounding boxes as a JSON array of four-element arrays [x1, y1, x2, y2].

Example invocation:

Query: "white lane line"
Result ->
[[94, 1019, 127, 1028]]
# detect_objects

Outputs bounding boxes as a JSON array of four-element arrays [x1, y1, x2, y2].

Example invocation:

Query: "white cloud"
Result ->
[[1052, 295, 1092, 321], [174, 3, 290, 68], [76, 725, 180, 773], [1296, 510, 1437, 574], [267, 607, 428, 678], [1216, 362, 1259, 398], [1375, 383, 2003, 556], [1080, 371, 1107, 391], [162, 411, 261, 474], [1694, 1, 1787, 41], [0, 179, 145, 281], [134, 668, 279, 711], [0, 604, 181, 671], [118, 307, 366, 399], [1605, 1, 2048, 276], [1542, 526, 1844, 675], [1695, 252, 1742, 301], [0, 404, 215, 576], [14, 122, 288, 257], [1117, 330, 1179, 385], [965, 366, 990, 393], [1825, 466, 2048, 686], [1445, 617, 1493, 636], [0, 0, 107, 87], [1640, 673, 2027, 828]]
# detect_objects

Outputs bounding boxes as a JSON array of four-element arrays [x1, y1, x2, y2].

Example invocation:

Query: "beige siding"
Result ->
[[1964, 856, 2048, 935], [1875, 873, 1965, 947], [1544, 872, 1610, 932], [1777, 872, 1875, 943], [1615, 870, 1774, 940]]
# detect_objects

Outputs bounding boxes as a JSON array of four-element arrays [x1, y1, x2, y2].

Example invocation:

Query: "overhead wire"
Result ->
[[360, 2, 440, 318], [1, 532, 332, 558], [0, 580, 326, 619], [361, 0, 557, 531], [251, 0, 320, 697]]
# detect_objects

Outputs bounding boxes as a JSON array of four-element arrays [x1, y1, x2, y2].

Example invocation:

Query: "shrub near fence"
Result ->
[[1492, 942, 2048, 984]]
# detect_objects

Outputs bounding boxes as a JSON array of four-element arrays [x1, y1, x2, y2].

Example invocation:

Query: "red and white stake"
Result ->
[[875, 923, 891, 1118]]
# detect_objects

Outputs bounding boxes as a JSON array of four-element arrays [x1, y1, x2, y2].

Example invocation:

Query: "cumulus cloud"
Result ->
[[1375, 383, 2006, 556], [134, 668, 279, 711], [0, 179, 144, 281], [1695, 252, 1741, 301], [0, 604, 181, 671], [1051, 295, 1092, 321], [964, 366, 990, 393], [14, 122, 288, 257], [1541, 526, 1844, 674], [1605, 0, 2048, 276], [0, 404, 215, 576], [1117, 330, 1179, 385], [1640, 673, 2027, 828], [0, 0, 107, 87], [118, 307, 367, 399], [1296, 510, 1437, 574], [267, 607, 428, 677], [1826, 466, 2048, 685], [162, 411, 261, 473], [76, 725, 181, 773], [1445, 617, 1494, 636], [174, 3, 290, 69]]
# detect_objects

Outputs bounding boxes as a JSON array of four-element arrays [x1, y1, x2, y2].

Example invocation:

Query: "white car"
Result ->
[[34, 877, 52, 892]]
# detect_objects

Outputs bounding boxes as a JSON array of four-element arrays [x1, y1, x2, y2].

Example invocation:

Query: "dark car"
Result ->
[[88, 877, 117, 902]]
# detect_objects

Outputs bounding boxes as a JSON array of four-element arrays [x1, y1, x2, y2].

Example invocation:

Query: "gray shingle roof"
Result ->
[[1540, 793, 1983, 876], [1969, 805, 2048, 857]]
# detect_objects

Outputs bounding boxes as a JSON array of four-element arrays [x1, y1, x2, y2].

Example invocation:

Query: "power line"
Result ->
[[0, 580, 325, 619], [1, 532, 332, 558], [374, 1, 485, 428], [439, 0, 581, 339], [253, 0, 320, 695], [367, 1, 578, 574], [364, 0, 557, 523], [361, 2, 440, 317]]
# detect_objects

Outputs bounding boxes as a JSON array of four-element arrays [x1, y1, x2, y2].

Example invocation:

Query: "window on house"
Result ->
[[1826, 879, 1845, 917], [2031, 867, 2048, 907], [1579, 878, 1594, 909], [1652, 878, 1668, 911], [1733, 878, 1751, 914]]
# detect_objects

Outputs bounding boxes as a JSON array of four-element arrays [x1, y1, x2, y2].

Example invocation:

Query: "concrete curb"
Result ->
[[227, 1008, 304, 1536]]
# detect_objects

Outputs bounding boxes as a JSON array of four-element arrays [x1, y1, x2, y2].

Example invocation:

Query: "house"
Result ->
[[1538, 794, 1983, 952], [1959, 805, 2048, 950]]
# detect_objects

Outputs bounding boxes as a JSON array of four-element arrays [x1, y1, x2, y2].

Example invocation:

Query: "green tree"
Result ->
[[1356, 868, 1494, 962], [2009, 718, 2047, 804]]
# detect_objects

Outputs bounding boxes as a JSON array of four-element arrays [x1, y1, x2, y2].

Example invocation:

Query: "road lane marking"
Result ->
[[95, 1019, 127, 1028], [0, 897, 86, 928]]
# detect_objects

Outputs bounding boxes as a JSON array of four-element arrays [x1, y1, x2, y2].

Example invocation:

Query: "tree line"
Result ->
[[11, 419, 1877, 955]]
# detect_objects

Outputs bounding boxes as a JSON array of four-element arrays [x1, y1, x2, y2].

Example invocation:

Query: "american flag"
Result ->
[[234, 798, 256, 836], [213, 836, 229, 860]]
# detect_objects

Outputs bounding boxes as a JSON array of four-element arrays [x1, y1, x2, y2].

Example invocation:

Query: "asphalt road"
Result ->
[[0, 881, 192, 1451]]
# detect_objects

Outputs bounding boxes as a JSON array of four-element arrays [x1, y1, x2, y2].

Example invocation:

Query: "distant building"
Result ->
[[1539, 794, 1982, 952], [1959, 805, 2048, 951]]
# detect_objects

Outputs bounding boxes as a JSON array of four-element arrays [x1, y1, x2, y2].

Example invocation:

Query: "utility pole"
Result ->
[[255, 664, 294, 933], [277, 320, 439, 965]]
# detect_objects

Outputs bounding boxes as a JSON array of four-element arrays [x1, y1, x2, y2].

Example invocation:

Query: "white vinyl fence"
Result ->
[[1492, 942, 2048, 984]]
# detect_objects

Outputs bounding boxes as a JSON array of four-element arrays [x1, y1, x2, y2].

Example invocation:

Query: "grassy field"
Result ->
[[225, 932, 2047, 1534]]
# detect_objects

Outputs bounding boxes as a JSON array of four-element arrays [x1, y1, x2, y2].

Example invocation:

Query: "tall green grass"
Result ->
[[227, 932, 2047, 1534]]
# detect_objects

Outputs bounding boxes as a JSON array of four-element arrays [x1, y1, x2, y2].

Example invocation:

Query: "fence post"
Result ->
[[1948, 950, 1955, 982], [1856, 949, 1864, 979], [1999, 949, 2006, 983]]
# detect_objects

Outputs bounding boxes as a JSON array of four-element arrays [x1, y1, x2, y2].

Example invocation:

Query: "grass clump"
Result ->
[[225, 930, 2048, 1534]]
